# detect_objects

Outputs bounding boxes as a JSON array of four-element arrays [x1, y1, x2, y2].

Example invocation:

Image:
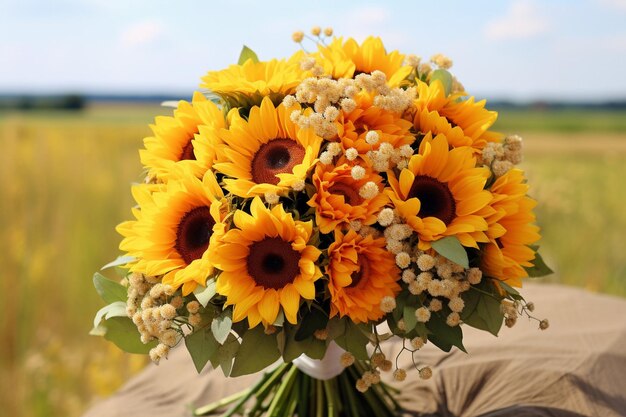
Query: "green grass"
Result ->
[[0, 107, 160, 417], [5, 106, 626, 133], [493, 108, 626, 133], [0, 103, 165, 124], [1, 105, 625, 417], [523, 150, 626, 296]]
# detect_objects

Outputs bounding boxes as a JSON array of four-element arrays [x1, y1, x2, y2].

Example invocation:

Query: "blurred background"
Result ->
[[1, 0, 625, 416]]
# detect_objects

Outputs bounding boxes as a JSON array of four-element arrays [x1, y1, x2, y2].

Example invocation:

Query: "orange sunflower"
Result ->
[[308, 162, 388, 234], [482, 169, 541, 287], [335, 91, 414, 156], [212, 97, 323, 198], [117, 170, 227, 295], [200, 50, 308, 108], [412, 80, 502, 152], [315, 37, 413, 87], [140, 92, 225, 182], [387, 133, 494, 250], [213, 197, 322, 328], [326, 229, 401, 323]]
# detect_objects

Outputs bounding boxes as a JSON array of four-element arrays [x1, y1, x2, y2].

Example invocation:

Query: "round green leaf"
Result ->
[[431, 236, 469, 269]]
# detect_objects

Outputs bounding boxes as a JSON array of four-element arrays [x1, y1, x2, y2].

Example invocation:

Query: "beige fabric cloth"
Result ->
[[82, 284, 626, 417]]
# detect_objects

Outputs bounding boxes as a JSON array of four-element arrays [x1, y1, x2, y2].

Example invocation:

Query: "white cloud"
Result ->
[[598, 0, 626, 11], [351, 5, 391, 25], [119, 20, 165, 47], [602, 34, 626, 52], [341, 5, 408, 47], [484, 0, 550, 41]]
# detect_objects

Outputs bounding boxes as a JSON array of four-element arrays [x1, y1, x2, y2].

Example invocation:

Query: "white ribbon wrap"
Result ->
[[292, 341, 345, 380]]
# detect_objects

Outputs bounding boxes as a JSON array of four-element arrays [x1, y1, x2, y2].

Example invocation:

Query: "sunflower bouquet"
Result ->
[[91, 27, 552, 416]]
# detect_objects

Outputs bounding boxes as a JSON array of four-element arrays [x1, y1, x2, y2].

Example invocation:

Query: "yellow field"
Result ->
[[1, 106, 625, 417]]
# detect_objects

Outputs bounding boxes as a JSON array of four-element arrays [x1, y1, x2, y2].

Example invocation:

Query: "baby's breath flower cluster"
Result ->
[[501, 298, 550, 330], [479, 134, 524, 177], [122, 272, 213, 363], [93, 28, 551, 408], [286, 69, 417, 140]]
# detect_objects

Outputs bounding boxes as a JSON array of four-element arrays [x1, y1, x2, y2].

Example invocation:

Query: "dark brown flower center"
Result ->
[[328, 182, 363, 206], [175, 206, 214, 264], [408, 175, 456, 225], [247, 237, 301, 289], [251, 138, 305, 185], [348, 256, 369, 289], [180, 133, 197, 161]]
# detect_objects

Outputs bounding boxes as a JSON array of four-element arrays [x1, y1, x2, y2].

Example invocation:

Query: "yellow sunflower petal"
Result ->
[[279, 284, 301, 324]]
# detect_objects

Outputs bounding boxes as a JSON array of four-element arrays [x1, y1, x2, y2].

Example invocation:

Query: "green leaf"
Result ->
[[392, 291, 410, 321], [326, 317, 347, 340], [462, 283, 504, 336], [92, 301, 127, 329], [282, 326, 327, 362], [273, 310, 285, 327], [295, 307, 328, 341], [425, 313, 466, 353], [430, 69, 453, 96], [525, 252, 554, 277], [209, 333, 240, 377], [334, 321, 370, 360], [413, 322, 430, 340], [461, 288, 480, 320], [230, 326, 280, 377], [276, 328, 287, 354], [498, 281, 524, 301], [211, 309, 232, 345], [101, 255, 135, 270], [431, 236, 469, 268], [93, 272, 127, 304], [89, 323, 107, 337], [103, 317, 156, 354], [185, 327, 220, 373], [194, 279, 216, 308], [403, 306, 418, 332], [238, 45, 259, 65]]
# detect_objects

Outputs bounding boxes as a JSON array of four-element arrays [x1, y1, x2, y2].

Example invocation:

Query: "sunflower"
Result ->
[[200, 50, 307, 108], [117, 170, 227, 295], [335, 91, 414, 156], [315, 37, 413, 87], [412, 80, 502, 152], [213, 197, 322, 328], [386, 133, 494, 250], [481, 169, 541, 287], [212, 97, 323, 198], [326, 229, 401, 323], [308, 162, 388, 234], [139, 92, 225, 182]]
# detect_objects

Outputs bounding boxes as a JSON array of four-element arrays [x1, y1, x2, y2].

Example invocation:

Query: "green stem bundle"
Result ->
[[194, 361, 400, 417]]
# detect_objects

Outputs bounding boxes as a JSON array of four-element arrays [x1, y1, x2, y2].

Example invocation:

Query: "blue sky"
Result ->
[[1, 0, 625, 100]]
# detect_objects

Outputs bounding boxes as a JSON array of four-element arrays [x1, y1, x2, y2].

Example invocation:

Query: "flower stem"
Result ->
[[339, 371, 361, 417], [298, 373, 310, 417], [254, 362, 290, 401], [267, 364, 298, 417], [322, 379, 337, 417], [315, 379, 324, 417], [194, 366, 274, 416], [192, 389, 250, 415], [347, 366, 395, 417]]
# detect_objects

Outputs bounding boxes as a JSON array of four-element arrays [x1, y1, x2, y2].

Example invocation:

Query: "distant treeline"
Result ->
[[0, 94, 86, 110], [489, 100, 626, 111], [1, 94, 626, 111]]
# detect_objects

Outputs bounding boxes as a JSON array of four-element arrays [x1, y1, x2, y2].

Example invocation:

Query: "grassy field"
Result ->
[[0, 105, 625, 417], [493, 108, 626, 133]]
